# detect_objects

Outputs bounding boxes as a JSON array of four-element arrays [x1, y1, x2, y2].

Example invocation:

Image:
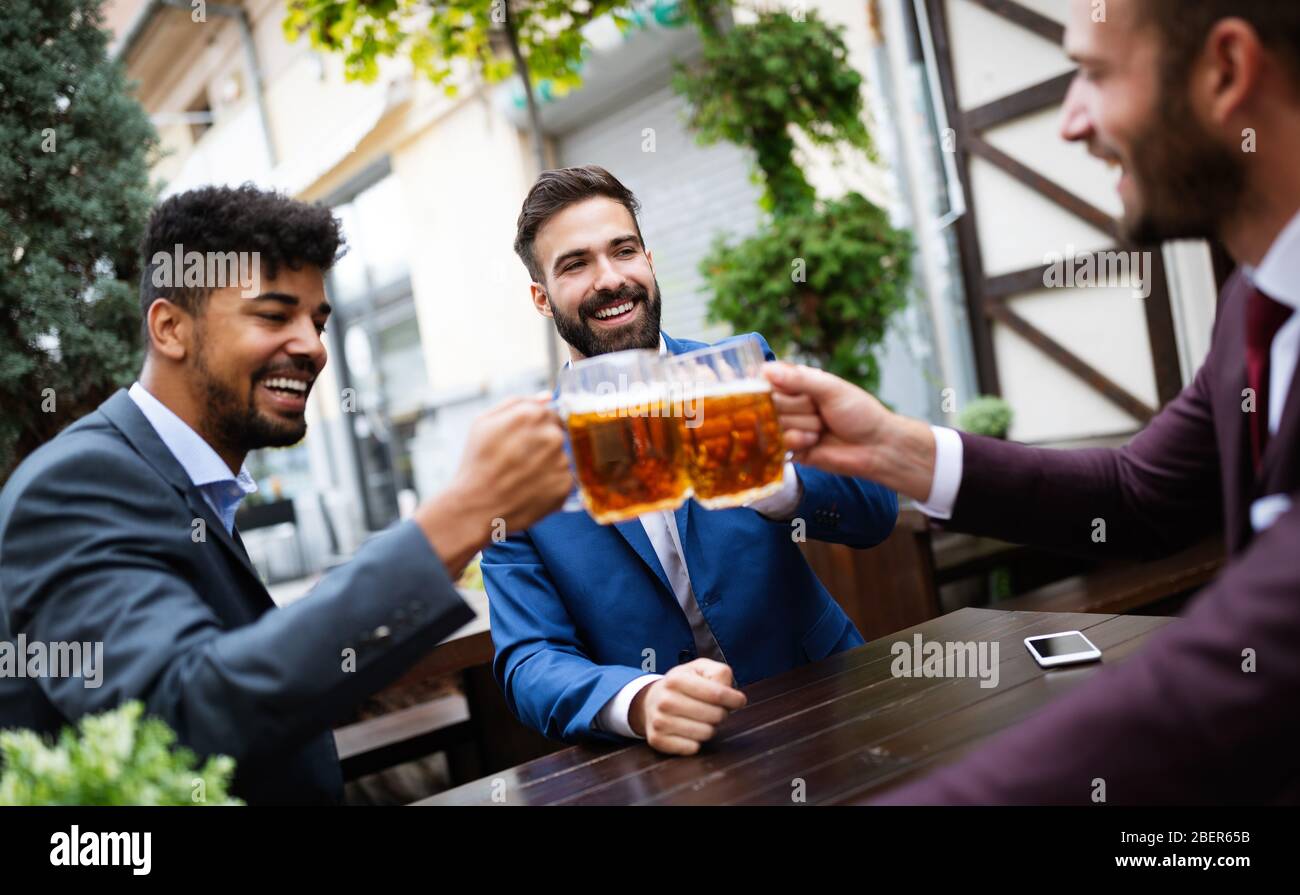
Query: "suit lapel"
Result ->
[[673, 499, 691, 547], [99, 389, 271, 600], [1208, 275, 1253, 552], [612, 518, 674, 595]]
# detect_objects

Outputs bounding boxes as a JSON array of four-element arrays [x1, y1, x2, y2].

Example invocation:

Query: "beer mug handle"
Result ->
[[548, 396, 586, 514]]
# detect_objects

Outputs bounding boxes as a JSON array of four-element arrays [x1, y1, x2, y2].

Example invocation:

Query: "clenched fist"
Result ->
[[762, 361, 938, 504], [629, 658, 747, 755]]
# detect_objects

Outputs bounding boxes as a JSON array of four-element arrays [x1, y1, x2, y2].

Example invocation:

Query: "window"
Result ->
[[325, 164, 427, 531]]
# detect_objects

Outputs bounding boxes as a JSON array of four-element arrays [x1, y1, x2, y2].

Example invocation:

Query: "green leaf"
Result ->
[[0, 702, 243, 805]]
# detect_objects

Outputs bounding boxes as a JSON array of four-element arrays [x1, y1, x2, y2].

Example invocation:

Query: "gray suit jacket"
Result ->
[[0, 389, 474, 804]]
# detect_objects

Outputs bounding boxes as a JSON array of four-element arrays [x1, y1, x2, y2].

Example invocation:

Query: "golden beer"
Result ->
[[682, 384, 786, 508], [567, 397, 691, 524]]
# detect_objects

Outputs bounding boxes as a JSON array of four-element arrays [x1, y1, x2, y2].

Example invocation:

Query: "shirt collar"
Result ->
[[127, 382, 258, 496], [1246, 209, 1300, 310]]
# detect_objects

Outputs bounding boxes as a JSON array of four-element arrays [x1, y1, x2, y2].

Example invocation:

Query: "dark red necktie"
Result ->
[[1245, 285, 1294, 472]]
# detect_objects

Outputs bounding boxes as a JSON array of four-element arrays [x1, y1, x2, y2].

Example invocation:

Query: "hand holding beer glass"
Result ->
[[555, 336, 788, 523]]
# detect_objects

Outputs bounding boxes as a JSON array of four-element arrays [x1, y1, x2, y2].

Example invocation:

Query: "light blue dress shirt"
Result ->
[[128, 382, 258, 534]]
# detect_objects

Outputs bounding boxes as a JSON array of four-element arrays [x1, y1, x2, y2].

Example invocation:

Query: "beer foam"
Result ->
[[560, 378, 770, 417], [561, 382, 674, 415], [685, 378, 772, 398]]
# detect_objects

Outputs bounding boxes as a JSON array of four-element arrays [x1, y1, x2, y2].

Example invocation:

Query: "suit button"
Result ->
[[678, 649, 693, 664], [362, 625, 392, 644]]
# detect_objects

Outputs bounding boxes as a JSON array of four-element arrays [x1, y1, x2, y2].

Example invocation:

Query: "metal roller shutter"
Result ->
[[559, 83, 765, 344]]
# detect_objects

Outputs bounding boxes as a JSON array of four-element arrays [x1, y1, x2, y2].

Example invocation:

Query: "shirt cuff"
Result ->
[[914, 426, 963, 521], [746, 460, 802, 520], [594, 673, 663, 739]]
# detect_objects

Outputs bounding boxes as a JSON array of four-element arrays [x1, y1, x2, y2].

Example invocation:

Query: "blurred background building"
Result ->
[[103, 0, 1222, 583]]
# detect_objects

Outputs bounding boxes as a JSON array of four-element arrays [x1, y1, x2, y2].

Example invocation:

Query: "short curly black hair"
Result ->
[[138, 183, 345, 348]]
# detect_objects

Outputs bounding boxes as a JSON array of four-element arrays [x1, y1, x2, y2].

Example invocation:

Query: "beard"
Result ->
[[192, 336, 312, 456], [549, 278, 663, 358], [1120, 76, 1245, 246]]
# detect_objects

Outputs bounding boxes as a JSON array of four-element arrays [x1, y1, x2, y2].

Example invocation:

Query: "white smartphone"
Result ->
[[1024, 631, 1102, 668]]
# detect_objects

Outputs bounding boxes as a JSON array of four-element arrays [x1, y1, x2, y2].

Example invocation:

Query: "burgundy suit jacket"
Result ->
[[873, 271, 1300, 804]]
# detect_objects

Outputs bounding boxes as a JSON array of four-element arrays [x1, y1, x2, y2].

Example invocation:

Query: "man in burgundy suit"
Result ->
[[762, 0, 1300, 804]]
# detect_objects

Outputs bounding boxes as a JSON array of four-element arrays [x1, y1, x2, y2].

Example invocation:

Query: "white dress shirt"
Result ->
[[128, 382, 258, 534], [916, 211, 1300, 523], [581, 336, 803, 738]]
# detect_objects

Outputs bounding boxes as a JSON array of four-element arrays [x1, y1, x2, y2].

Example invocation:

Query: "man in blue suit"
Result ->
[[484, 166, 898, 755], [0, 185, 572, 804]]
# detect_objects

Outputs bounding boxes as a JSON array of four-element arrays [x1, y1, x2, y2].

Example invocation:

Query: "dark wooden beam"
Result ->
[[985, 262, 1056, 301], [965, 0, 1065, 45], [963, 71, 1075, 132], [986, 302, 1156, 422], [966, 134, 1121, 240], [926, 0, 1002, 396]]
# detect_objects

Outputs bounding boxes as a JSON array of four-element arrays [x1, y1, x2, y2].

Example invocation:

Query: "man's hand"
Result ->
[[762, 361, 938, 503], [629, 659, 747, 755], [417, 396, 572, 574]]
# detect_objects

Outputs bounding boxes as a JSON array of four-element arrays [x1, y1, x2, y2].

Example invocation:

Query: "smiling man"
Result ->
[[762, 0, 1300, 803], [482, 166, 898, 754], [0, 184, 573, 804]]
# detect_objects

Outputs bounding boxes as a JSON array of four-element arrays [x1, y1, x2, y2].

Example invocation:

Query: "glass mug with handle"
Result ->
[[554, 349, 692, 524], [665, 336, 788, 509]]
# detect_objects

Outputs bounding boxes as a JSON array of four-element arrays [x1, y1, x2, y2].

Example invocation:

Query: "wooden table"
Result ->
[[415, 607, 1177, 805]]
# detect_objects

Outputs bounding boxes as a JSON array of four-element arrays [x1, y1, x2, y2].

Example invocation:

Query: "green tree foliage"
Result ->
[[674, 6, 873, 216], [284, 0, 634, 95], [675, 4, 913, 392], [0, 0, 157, 480]]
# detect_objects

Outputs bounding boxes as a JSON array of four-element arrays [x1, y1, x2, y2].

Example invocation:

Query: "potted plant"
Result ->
[[956, 395, 1014, 439]]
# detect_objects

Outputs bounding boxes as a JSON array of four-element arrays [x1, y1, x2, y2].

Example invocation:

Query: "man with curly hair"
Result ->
[[0, 184, 572, 804]]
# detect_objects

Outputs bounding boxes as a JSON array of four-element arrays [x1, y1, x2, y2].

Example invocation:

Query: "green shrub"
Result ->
[[956, 396, 1014, 439], [0, 701, 242, 806], [703, 193, 911, 392], [674, 5, 912, 392]]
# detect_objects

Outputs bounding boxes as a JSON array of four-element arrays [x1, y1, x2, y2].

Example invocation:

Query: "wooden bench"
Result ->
[[334, 693, 473, 780], [332, 588, 559, 787], [332, 589, 490, 784], [993, 536, 1225, 615], [801, 508, 1226, 632]]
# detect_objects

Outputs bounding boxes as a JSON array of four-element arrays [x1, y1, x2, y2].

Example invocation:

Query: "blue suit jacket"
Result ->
[[483, 332, 898, 743], [0, 390, 475, 804]]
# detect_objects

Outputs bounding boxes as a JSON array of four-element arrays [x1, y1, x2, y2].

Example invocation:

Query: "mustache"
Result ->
[[579, 284, 649, 320]]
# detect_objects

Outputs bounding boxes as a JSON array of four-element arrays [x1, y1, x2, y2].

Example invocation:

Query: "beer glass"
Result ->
[[666, 337, 787, 509], [556, 349, 692, 524]]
